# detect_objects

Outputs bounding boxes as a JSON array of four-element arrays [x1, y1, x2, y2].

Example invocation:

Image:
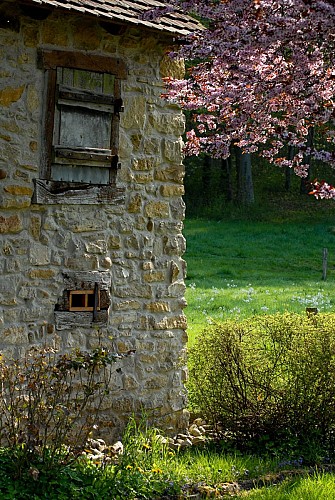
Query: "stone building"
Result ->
[[0, 0, 199, 437]]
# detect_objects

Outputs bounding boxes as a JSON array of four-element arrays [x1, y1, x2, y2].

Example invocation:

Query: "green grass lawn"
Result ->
[[180, 199, 335, 497], [184, 217, 335, 345]]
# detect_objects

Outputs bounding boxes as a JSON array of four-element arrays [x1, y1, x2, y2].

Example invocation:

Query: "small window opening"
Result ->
[[69, 290, 100, 312]]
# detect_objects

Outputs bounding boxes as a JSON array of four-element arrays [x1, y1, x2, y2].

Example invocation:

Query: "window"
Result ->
[[33, 50, 127, 204], [53, 68, 118, 185], [69, 289, 100, 312], [54, 272, 111, 330]]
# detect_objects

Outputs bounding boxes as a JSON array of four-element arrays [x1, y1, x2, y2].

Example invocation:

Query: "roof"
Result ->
[[22, 0, 201, 36]]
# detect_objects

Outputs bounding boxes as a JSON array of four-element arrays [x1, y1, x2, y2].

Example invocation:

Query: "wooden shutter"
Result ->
[[51, 68, 117, 185]]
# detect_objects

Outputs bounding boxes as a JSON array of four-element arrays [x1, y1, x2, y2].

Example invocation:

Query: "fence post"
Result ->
[[322, 247, 328, 281]]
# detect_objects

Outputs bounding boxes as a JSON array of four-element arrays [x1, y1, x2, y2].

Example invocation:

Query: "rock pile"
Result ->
[[84, 418, 213, 462], [166, 417, 212, 449]]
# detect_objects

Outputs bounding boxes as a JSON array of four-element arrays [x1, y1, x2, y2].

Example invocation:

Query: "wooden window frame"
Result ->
[[69, 289, 100, 312], [33, 50, 127, 205]]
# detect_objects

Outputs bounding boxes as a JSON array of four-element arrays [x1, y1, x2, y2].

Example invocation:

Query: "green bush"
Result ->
[[188, 313, 335, 458]]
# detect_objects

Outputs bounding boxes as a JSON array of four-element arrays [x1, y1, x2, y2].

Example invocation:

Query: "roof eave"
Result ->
[[15, 0, 201, 37]]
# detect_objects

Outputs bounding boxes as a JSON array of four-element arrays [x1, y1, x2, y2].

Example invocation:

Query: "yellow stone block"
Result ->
[[160, 54, 185, 79], [0, 215, 22, 234], [18, 53, 31, 64], [145, 201, 170, 218], [154, 165, 185, 184], [127, 193, 142, 213], [143, 271, 165, 283], [133, 172, 154, 184], [23, 25, 39, 47], [27, 85, 39, 113], [156, 314, 187, 330], [121, 97, 146, 130], [108, 235, 121, 249], [4, 185, 33, 196], [114, 300, 142, 311], [28, 269, 55, 279], [160, 185, 185, 197], [29, 141, 38, 152], [132, 158, 157, 171], [0, 197, 31, 209], [0, 134, 11, 142], [29, 216, 41, 240], [3, 326, 26, 344], [0, 85, 25, 107], [73, 20, 100, 50], [145, 301, 170, 312], [41, 22, 68, 46]]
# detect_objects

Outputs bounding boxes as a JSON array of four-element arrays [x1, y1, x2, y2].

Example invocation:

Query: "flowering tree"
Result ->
[[148, 0, 335, 198]]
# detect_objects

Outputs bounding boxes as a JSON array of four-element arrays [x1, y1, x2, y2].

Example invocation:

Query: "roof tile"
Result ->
[[23, 0, 201, 35]]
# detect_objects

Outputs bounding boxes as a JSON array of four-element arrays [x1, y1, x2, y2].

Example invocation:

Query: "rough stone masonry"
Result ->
[[0, 1, 189, 438]]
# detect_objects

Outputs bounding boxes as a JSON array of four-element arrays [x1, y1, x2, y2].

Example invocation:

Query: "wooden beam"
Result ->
[[38, 49, 127, 79], [58, 85, 116, 106], [33, 179, 125, 205], [41, 69, 57, 179], [54, 310, 108, 330], [54, 146, 115, 163]]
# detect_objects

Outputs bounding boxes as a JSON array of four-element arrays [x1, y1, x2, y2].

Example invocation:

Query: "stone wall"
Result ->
[[0, 3, 188, 438]]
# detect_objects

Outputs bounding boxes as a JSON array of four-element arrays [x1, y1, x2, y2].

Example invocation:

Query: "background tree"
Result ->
[[235, 149, 254, 206]]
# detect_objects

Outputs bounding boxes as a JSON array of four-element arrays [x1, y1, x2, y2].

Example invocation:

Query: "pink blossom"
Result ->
[[152, 0, 335, 189], [310, 181, 335, 200]]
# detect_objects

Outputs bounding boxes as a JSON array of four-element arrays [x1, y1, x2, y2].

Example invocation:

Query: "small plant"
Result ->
[[109, 417, 181, 499], [0, 345, 126, 478]]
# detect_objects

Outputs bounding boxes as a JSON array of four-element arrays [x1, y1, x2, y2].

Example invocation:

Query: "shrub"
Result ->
[[188, 313, 335, 458]]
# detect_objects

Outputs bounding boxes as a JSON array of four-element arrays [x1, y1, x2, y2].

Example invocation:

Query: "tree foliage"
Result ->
[[148, 1, 335, 198]]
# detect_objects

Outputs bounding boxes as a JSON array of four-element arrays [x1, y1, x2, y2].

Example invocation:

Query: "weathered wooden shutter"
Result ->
[[52, 68, 117, 185]]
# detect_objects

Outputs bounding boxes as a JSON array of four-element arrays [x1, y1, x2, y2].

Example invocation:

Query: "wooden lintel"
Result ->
[[63, 271, 111, 289], [38, 49, 127, 79]]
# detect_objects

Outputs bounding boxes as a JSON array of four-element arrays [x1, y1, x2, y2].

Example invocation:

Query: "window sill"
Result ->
[[54, 310, 108, 330], [32, 178, 125, 205]]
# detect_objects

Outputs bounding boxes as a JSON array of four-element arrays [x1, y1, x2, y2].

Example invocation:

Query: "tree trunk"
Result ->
[[285, 145, 294, 191], [202, 155, 211, 199], [220, 156, 233, 202], [300, 127, 314, 195], [235, 147, 254, 205]]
